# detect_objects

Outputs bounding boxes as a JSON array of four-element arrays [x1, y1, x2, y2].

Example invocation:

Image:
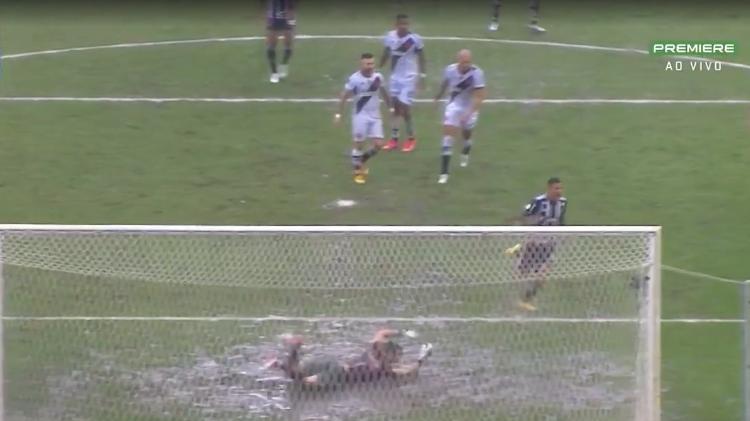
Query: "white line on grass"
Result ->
[[2, 97, 750, 104], [0, 316, 743, 323], [663, 265, 743, 285], [2, 34, 750, 71]]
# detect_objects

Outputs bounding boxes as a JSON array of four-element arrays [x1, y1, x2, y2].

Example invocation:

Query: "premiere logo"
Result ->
[[650, 41, 737, 72]]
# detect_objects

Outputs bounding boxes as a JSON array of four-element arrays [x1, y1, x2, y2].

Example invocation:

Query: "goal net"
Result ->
[[0, 225, 660, 421]]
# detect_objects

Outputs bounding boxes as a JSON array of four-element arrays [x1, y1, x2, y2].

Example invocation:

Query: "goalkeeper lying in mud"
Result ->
[[265, 329, 433, 388]]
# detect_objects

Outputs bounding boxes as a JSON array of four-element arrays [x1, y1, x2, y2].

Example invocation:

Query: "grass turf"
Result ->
[[1, 0, 749, 420]]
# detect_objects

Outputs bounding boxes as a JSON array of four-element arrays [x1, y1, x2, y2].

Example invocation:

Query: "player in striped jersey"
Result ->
[[433, 49, 486, 184], [506, 177, 567, 311], [263, 0, 297, 83], [379, 14, 426, 152], [488, 0, 546, 33], [334, 53, 392, 184]]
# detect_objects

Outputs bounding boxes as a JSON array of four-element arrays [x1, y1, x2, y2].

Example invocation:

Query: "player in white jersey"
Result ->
[[433, 49, 486, 184], [334, 53, 392, 185], [379, 14, 426, 153]]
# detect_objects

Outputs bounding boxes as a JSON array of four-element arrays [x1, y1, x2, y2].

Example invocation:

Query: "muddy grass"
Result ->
[[42, 321, 637, 421]]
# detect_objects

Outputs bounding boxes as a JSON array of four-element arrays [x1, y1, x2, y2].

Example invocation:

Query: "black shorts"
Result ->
[[267, 17, 293, 31], [517, 241, 555, 274]]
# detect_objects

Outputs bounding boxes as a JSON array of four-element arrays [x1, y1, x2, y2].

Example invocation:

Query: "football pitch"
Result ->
[[1, 0, 749, 420]]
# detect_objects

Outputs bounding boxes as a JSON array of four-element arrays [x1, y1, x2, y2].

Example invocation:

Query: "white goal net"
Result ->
[[0, 225, 660, 421]]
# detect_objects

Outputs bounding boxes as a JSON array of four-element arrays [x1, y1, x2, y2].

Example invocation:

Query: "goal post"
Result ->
[[0, 225, 661, 421]]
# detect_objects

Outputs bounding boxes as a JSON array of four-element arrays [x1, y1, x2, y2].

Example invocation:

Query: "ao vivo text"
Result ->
[[665, 60, 722, 72]]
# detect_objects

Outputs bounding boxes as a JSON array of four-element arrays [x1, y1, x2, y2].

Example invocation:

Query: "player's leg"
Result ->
[[364, 118, 385, 164], [459, 112, 477, 167], [385, 100, 401, 150], [528, 0, 546, 33], [351, 140, 367, 184], [351, 115, 369, 183], [266, 27, 280, 83], [458, 129, 472, 167], [518, 242, 554, 311], [279, 24, 295, 79], [384, 79, 402, 150], [439, 104, 463, 183], [355, 118, 384, 183], [489, 0, 501, 31], [400, 79, 418, 152]]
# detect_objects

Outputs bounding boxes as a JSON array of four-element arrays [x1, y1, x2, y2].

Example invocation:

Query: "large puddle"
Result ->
[[44, 321, 637, 420]]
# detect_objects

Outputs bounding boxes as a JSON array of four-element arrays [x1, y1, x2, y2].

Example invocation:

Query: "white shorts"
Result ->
[[443, 102, 478, 130], [389, 76, 417, 106], [352, 114, 384, 142]]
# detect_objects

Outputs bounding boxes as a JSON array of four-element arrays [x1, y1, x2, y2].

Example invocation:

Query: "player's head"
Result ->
[[360, 52, 376, 76], [457, 49, 473, 73], [395, 14, 410, 35], [373, 340, 403, 368], [547, 177, 563, 200]]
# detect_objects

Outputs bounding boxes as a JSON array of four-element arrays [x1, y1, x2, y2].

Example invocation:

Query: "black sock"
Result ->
[[529, 0, 540, 24], [523, 281, 542, 301], [440, 155, 451, 174], [404, 116, 414, 138], [492, 0, 501, 20], [462, 144, 472, 155], [362, 148, 378, 163], [282, 48, 293, 65], [267, 49, 277, 73]]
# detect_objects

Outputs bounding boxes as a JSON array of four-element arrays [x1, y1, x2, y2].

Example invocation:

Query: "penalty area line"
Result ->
[[0, 316, 743, 323], [1, 97, 749, 105]]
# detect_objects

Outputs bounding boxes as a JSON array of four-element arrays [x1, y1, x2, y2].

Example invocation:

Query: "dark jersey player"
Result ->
[[506, 177, 567, 311], [489, 0, 545, 33], [263, 0, 296, 83], [266, 329, 433, 388]]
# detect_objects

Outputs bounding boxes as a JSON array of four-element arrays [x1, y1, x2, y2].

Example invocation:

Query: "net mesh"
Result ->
[[1, 228, 657, 421]]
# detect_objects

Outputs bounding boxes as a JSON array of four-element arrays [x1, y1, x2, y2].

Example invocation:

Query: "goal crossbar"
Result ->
[[0, 224, 660, 233]]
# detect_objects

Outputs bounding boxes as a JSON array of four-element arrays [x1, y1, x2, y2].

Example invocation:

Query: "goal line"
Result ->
[[0, 316, 741, 324], [1, 97, 749, 105]]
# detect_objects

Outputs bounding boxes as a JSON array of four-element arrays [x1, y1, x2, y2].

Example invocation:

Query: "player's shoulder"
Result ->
[[560, 196, 568, 203], [384, 30, 397, 40], [347, 71, 365, 85], [525, 194, 545, 210], [444, 63, 458, 73], [471, 65, 485, 75], [373, 71, 385, 80], [410, 32, 424, 41]]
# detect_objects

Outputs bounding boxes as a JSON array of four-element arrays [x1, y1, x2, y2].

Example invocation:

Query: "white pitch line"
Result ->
[[2, 34, 749, 71], [1, 97, 749, 105], [663, 265, 743, 285], [0, 316, 743, 324]]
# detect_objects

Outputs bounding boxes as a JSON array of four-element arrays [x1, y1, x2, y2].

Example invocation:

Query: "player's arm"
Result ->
[[417, 49, 426, 77], [379, 47, 391, 69], [506, 198, 542, 225], [379, 85, 392, 110], [467, 86, 486, 115], [334, 88, 353, 124], [559, 201, 567, 226], [286, 0, 296, 25], [433, 79, 449, 101], [390, 343, 432, 381]]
